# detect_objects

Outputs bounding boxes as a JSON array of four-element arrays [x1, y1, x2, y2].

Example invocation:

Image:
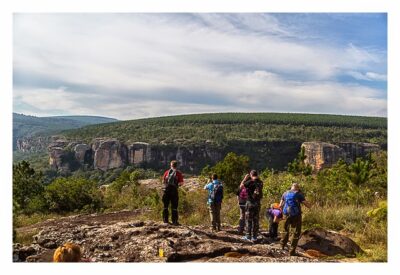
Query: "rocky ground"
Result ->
[[13, 210, 361, 263]]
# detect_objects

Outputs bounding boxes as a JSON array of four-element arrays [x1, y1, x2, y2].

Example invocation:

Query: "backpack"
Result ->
[[210, 181, 223, 203], [239, 187, 248, 201], [252, 180, 263, 201], [283, 191, 301, 217], [165, 169, 178, 188]]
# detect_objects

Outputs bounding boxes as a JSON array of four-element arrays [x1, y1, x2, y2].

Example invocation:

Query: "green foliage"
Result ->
[[13, 161, 44, 213], [287, 146, 312, 176], [201, 152, 249, 194], [44, 177, 103, 213], [367, 201, 387, 223], [104, 169, 161, 211], [62, 113, 387, 146]]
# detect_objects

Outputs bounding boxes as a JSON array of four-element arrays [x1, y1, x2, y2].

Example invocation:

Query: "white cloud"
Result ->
[[348, 71, 387, 81], [13, 14, 387, 119]]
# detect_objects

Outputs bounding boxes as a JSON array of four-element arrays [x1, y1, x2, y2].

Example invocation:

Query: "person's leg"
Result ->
[[272, 222, 279, 238], [208, 204, 216, 229], [162, 189, 170, 223], [239, 205, 246, 233], [215, 202, 222, 230], [280, 216, 291, 249], [268, 214, 274, 236], [289, 215, 302, 255], [245, 203, 253, 238], [171, 188, 179, 224], [253, 203, 261, 239]]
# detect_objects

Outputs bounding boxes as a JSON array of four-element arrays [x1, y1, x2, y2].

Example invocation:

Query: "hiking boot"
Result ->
[[242, 235, 252, 241], [251, 237, 258, 242], [289, 250, 297, 256], [172, 222, 181, 226]]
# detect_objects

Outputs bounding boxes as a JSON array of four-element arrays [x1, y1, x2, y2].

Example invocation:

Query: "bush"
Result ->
[[44, 177, 103, 213], [201, 152, 249, 194], [13, 161, 44, 213]]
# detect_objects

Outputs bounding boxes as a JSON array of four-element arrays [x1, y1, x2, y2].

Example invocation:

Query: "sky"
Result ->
[[13, 13, 387, 120]]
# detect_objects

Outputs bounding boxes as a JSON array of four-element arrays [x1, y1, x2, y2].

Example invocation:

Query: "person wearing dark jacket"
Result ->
[[240, 170, 263, 241], [162, 160, 184, 225]]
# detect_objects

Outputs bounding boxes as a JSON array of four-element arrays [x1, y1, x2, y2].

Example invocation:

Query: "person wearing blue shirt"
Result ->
[[204, 174, 224, 231], [279, 182, 311, 256]]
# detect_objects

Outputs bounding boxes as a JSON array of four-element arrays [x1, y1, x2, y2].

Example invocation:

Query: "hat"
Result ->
[[271, 203, 280, 209]]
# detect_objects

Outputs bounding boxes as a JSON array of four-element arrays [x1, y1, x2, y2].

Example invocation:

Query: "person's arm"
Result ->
[[162, 171, 168, 184], [278, 192, 286, 209], [177, 171, 184, 186], [239, 174, 250, 188], [302, 200, 311, 208], [298, 193, 311, 208]]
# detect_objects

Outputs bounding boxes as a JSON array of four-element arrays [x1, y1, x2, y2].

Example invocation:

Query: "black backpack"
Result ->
[[210, 181, 223, 203], [252, 180, 263, 201], [165, 169, 178, 188]]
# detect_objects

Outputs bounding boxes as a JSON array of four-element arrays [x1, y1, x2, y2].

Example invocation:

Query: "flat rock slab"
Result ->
[[14, 212, 341, 262]]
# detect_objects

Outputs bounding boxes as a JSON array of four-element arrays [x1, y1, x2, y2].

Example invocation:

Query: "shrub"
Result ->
[[13, 161, 44, 212], [201, 152, 249, 194], [44, 177, 103, 213]]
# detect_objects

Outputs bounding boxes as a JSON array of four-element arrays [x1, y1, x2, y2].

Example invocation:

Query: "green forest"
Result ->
[[62, 113, 387, 146]]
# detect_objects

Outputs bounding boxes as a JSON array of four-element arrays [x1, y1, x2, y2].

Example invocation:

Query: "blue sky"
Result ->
[[13, 13, 387, 119]]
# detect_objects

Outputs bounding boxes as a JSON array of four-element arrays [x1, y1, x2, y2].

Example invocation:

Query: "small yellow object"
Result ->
[[159, 248, 164, 258]]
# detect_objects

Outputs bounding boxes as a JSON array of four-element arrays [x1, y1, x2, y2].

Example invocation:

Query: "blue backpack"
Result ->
[[283, 191, 301, 217], [210, 181, 223, 203]]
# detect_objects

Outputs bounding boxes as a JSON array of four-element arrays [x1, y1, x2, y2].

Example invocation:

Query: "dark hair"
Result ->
[[212, 174, 218, 180], [170, 160, 178, 168], [250, 170, 258, 176]]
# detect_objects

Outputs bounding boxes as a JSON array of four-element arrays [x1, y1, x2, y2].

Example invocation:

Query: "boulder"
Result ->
[[93, 139, 128, 171], [298, 228, 363, 257]]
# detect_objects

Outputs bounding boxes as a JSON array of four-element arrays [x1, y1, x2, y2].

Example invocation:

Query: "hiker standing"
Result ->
[[266, 203, 283, 240], [204, 174, 224, 231], [240, 170, 263, 241], [236, 184, 248, 234], [279, 182, 311, 256], [162, 160, 184, 225]]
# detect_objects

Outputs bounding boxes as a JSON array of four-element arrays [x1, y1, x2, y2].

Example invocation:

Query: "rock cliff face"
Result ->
[[16, 136, 51, 152], [93, 139, 128, 171], [46, 137, 381, 173], [338, 142, 380, 162], [47, 138, 302, 173], [302, 142, 346, 171], [302, 141, 381, 172]]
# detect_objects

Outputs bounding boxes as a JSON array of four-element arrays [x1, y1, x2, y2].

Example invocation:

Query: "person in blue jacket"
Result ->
[[279, 182, 311, 256], [204, 174, 224, 231]]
